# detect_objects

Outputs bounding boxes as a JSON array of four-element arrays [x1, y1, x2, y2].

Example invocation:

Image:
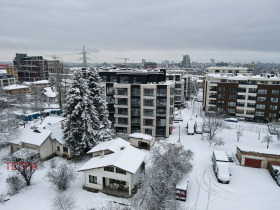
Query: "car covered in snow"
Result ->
[[224, 118, 238, 123], [187, 122, 195, 135], [212, 150, 230, 184], [194, 122, 203, 134], [226, 151, 234, 162]]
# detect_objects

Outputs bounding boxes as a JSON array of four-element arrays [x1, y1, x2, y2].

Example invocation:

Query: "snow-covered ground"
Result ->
[[1, 101, 280, 209]]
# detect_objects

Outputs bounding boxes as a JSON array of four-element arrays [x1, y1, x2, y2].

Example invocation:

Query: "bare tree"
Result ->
[[132, 142, 193, 210], [203, 112, 225, 145], [236, 130, 243, 142], [46, 162, 76, 191], [262, 134, 274, 149], [214, 137, 225, 147], [10, 149, 39, 186], [52, 192, 75, 210]]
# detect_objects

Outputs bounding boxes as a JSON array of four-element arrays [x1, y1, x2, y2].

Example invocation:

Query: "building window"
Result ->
[[218, 94, 224, 99], [228, 102, 236, 106], [271, 97, 279, 102], [256, 104, 265, 109], [170, 98, 174, 105], [228, 109, 235, 113], [63, 147, 68, 153], [228, 95, 237, 99], [104, 166, 114, 172], [218, 87, 225, 92], [89, 175, 97, 184], [131, 98, 140, 107], [248, 96, 256, 101], [255, 111, 264, 116], [175, 90, 181, 95], [117, 88, 128, 95], [272, 90, 280, 95], [157, 88, 167, 96], [217, 101, 224, 105], [145, 129, 152, 135], [236, 102, 245, 107], [258, 89, 267, 94], [131, 87, 140, 96], [229, 88, 237, 92], [157, 108, 166, 116], [118, 118, 128, 125], [109, 76, 117, 82], [144, 99, 153, 106], [248, 88, 257, 93], [57, 146, 60, 151], [269, 113, 277, 118], [131, 108, 140, 116], [106, 86, 114, 94], [236, 109, 244, 114], [157, 118, 166, 126], [144, 109, 154, 117], [117, 98, 128, 105], [144, 119, 153, 126], [175, 84, 181, 88], [157, 98, 167, 106], [144, 89, 154, 96], [118, 108, 128, 115], [247, 103, 255, 108], [217, 108, 224, 112], [257, 97, 266, 102], [270, 105, 278, 111], [119, 76, 129, 83], [116, 167, 126, 175], [110, 179, 126, 186], [246, 110, 255, 115]]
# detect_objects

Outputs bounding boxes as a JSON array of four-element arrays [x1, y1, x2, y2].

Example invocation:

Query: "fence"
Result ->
[[226, 123, 268, 133]]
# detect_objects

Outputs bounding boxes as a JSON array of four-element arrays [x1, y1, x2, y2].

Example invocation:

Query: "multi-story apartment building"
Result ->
[[0, 70, 16, 88], [99, 69, 175, 137], [166, 73, 184, 107], [0, 64, 18, 82], [14, 53, 48, 82], [203, 72, 280, 122], [204, 66, 252, 75]]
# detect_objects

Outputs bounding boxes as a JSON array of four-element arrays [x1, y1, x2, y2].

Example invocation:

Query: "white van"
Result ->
[[212, 150, 230, 184]]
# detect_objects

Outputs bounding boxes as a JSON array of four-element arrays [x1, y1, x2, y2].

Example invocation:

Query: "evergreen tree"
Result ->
[[63, 70, 100, 155], [87, 68, 112, 141]]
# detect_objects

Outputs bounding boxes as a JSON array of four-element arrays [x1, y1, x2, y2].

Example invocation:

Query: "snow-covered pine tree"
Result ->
[[63, 69, 100, 155], [87, 68, 112, 142]]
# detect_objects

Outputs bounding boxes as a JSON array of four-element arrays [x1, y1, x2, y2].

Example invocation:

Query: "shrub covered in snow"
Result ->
[[52, 192, 75, 210], [6, 174, 24, 195], [46, 162, 76, 191]]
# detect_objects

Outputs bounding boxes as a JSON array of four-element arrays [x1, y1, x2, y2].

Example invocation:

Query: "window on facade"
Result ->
[[131, 87, 140, 96], [228, 109, 235, 113], [144, 119, 153, 126], [89, 175, 97, 184], [228, 95, 237, 99], [145, 129, 152, 135], [157, 88, 167, 96], [157, 108, 166, 116], [255, 111, 264, 116], [156, 129, 166, 137], [106, 96, 115, 104], [272, 81, 280, 84], [221, 79, 227, 82], [272, 90, 280, 95], [104, 166, 114, 172], [217, 101, 224, 106], [144, 89, 154, 96], [248, 88, 257, 93], [269, 113, 277, 118], [106, 86, 114, 94], [110, 179, 126, 185], [144, 109, 154, 117], [248, 96, 256, 101], [116, 167, 126, 175], [175, 84, 181, 88], [175, 90, 181, 95], [131, 98, 140, 107], [258, 89, 267, 94], [170, 98, 174, 105], [229, 88, 237, 92], [270, 105, 278, 110], [132, 77, 142, 84], [63, 147, 68, 153], [157, 118, 166, 126], [236, 102, 245, 107], [131, 108, 140, 116], [117, 98, 128, 105], [170, 88, 174, 95], [246, 110, 255, 115], [271, 97, 279, 103], [109, 76, 117, 82], [118, 118, 128, 125], [157, 98, 167, 106], [236, 109, 244, 114], [238, 88, 246, 92], [247, 103, 255, 108], [256, 104, 265, 109], [117, 88, 127, 95], [228, 102, 236, 107], [237, 95, 245, 100], [175, 75, 180, 81], [119, 76, 129, 83], [118, 108, 128, 115], [170, 108, 174, 115], [57, 146, 60, 151], [144, 99, 153, 106], [175, 96, 181, 101], [100, 76, 107, 82], [218, 87, 225, 92], [218, 94, 224, 98], [217, 108, 224, 112], [257, 97, 266, 102]]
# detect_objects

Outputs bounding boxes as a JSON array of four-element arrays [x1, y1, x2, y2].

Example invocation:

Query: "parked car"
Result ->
[[187, 122, 195, 135], [224, 118, 238, 123], [195, 122, 203, 134], [212, 150, 230, 184], [226, 151, 234, 162], [269, 162, 280, 186]]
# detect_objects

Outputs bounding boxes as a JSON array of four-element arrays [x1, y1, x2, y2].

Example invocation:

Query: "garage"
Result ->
[[244, 158, 262, 168]]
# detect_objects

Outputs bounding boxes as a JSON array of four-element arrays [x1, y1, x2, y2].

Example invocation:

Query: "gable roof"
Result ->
[[12, 127, 51, 146], [79, 138, 147, 174]]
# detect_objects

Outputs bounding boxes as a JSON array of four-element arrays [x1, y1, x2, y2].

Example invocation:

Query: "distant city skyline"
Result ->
[[1, 0, 280, 64]]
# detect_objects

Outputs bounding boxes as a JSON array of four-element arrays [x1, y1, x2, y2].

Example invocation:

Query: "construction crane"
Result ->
[[116, 58, 130, 67]]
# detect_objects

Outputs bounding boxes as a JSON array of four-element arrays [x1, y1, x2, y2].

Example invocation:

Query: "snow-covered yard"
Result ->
[[1, 101, 280, 209]]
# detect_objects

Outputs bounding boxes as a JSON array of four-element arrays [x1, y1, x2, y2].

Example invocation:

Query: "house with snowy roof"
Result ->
[[78, 138, 147, 197], [10, 116, 73, 160], [129, 132, 155, 149]]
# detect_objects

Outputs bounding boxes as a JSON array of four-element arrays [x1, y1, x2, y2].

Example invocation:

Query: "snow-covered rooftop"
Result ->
[[43, 87, 58, 98], [79, 138, 147, 174], [12, 128, 51, 146], [213, 150, 229, 162], [32, 80, 49, 84], [3, 84, 29, 90], [129, 133, 154, 141], [237, 144, 280, 156]]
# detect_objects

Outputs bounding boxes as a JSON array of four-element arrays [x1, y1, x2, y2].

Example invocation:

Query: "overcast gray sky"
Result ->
[[0, 0, 280, 63]]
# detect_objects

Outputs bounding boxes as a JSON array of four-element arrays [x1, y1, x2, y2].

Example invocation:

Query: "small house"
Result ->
[[236, 145, 280, 168], [78, 138, 147, 197], [129, 133, 155, 149]]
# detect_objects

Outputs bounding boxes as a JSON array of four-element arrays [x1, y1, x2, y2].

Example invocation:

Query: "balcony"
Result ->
[[209, 94, 217, 98]]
